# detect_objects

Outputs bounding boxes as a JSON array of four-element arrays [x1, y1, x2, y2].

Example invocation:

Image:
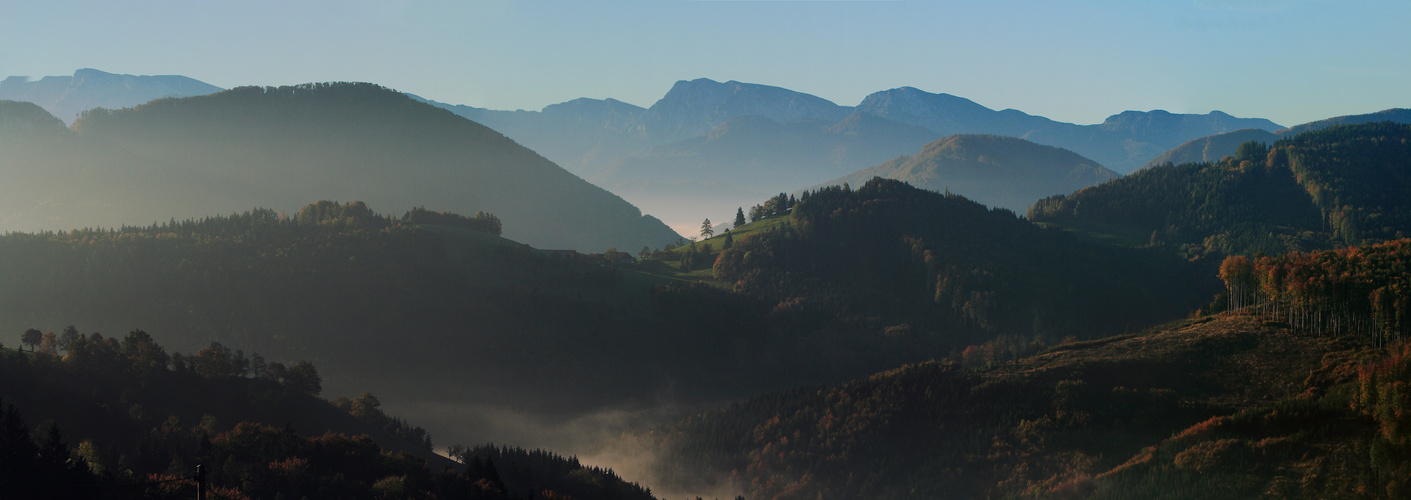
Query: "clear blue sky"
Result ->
[[2, 0, 1407, 127]]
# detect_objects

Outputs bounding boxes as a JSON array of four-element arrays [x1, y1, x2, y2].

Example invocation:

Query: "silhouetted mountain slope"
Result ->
[[812, 134, 1120, 213], [1280, 107, 1411, 135], [1030, 122, 1411, 258], [0, 333, 655, 500], [0, 68, 221, 125], [0, 82, 679, 251], [0, 100, 68, 133], [0, 186, 1215, 456], [590, 112, 938, 233], [1141, 128, 1282, 170], [0, 203, 986, 451], [855, 87, 1282, 173], [713, 179, 1213, 350]]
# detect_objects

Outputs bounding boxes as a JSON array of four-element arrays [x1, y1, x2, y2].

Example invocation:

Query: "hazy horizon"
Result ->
[[2, 1, 1407, 128]]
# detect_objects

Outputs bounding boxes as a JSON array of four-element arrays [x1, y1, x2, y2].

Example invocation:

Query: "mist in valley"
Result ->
[[2, 2, 1409, 499]]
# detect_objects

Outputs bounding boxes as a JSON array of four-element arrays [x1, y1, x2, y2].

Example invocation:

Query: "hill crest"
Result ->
[[0, 68, 222, 125], [4, 82, 681, 251], [811, 134, 1119, 213]]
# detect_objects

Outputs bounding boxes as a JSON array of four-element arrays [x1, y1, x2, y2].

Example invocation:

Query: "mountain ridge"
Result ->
[[0, 82, 680, 251], [809, 134, 1120, 213], [856, 86, 1283, 173], [0, 68, 222, 125]]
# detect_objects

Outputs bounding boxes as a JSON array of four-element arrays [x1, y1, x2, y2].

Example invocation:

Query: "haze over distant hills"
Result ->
[[1141, 128, 1283, 170], [428, 78, 1283, 177], [853, 86, 1283, 173], [422, 78, 1286, 232], [628, 78, 853, 145], [588, 112, 940, 232], [18, 70, 1398, 241], [0, 83, 679, 251], [0, 68, 222, 125], [1141, 108, 1411, 171], [406, 94, 649, 176], [812, 135, 1120, 214]]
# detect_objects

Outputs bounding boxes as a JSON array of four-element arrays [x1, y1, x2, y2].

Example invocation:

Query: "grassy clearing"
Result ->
[[672, 214, 792, 254], [631, 214, 795, 286], [1034, 219, 1152, 248]]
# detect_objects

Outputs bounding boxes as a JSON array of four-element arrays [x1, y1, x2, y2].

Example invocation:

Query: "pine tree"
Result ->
[[701, 219, 714, 239], [734, 207, 746, 228]]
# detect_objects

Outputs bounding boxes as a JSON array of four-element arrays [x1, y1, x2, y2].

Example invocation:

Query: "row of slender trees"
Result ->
[[1219, 239, 1411, 346]]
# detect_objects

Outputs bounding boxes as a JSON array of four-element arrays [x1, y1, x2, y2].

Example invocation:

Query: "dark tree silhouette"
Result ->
[[21, 328, 42, 351]]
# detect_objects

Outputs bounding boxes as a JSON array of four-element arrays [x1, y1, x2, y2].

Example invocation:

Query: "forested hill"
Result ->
[[0, 82, 679, 252], [0, 100, 67, 132], [811, 134, 1120, 213], [713, 178, 1214, 350], [1030, 122, 1411, 259], [0, 331, 655, 500], [637, 313, 1390, 499], [638, 238, 1411, 499], [0, 199, 1108, 451], [1280, 108, 1411, 136], [0, 192, 1217, 456], [0, 202, 711, 434]]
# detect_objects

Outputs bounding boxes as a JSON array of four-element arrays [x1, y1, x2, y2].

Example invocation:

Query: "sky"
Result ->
[[1, 0, 1408, 127]]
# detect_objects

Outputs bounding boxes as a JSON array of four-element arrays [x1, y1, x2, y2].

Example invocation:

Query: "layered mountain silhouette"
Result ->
[[628, 78, 853, 145], [408, 95, 649, 176], [418, 78, 1283, 233], [426, 79, 1283, 180], [0, 68, 222, 125], [0, 83, 679, 251], [589, 112, 939, 232], [420, 78, 855, 179], [1141, 128, 1283, 170], [854, 87, 1283, 173], [1141, 108, 1411, 170], [812, 135, 1120, 213]]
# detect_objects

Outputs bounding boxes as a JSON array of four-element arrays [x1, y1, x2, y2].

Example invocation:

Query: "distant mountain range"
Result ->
[[418, 78, 1284, 232], [424, 78, 1284, 177], [0, 83, 679, 251], [0, 68, 222, 125], [12, 69, 1402, 241], [812, 135, 1120, 214]]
